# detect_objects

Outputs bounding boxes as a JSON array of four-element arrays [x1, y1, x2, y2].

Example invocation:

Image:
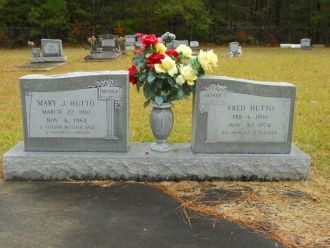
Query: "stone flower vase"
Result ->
[[150, 103, 173, 152], [31, 47, 40, 58]]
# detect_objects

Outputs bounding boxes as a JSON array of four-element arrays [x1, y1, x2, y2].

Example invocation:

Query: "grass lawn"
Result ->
[[0, 47, 329, 247]]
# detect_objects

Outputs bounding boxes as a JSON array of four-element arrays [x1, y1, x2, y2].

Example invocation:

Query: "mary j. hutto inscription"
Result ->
[[25, 79, 122, 139], [20, 71, 128, 152]]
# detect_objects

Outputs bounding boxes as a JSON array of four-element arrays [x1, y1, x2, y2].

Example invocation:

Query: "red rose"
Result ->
[[141, 34, 158, 47], [146, 53, 165, 67], [165, 49, 179, 58], [128, 65, 137, 85]]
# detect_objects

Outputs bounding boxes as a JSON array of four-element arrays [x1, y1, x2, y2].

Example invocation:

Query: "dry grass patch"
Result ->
[[151, 171, 330, 248]]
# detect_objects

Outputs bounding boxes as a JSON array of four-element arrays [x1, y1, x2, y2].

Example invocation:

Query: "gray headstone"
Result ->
[[41, 39, 63, 57], [192, 76, 296, 154], [190, 41, 199, 48], [20, 71, 129, 152], [172, 40, 189, 48], [98, 34, 120, 51], [31, 39, 67, 63], [300, 38, 311, 49], [229, 42, 240, 57], [125, 35, 135, 46]]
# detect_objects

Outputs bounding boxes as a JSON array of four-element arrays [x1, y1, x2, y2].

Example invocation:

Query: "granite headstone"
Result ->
[[228, 42, 242, 57], [88, 35, 121, 60], [300, 38, 311, 49], [98, 34, 119, 51], [20, 71, 129, 152], [30, 39, 67, 63], [125, 35, 135, 46], [192, 76, 296, 154], [173, 40, 189, 48], [190, 41, 200, 48]]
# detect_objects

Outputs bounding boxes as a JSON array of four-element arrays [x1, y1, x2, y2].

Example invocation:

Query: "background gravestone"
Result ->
[[228, 42, 241, 57], [192, 76, 296, 154], [300, 38, 311, 49], [88, 34, 121, 60], [190, 41, 200, 48], [30, 39, 67, 63], [98, 34, 119, 51], [125, 35, 135, 46], [20, 71, 129, 152], [172, 40, 189, 48]]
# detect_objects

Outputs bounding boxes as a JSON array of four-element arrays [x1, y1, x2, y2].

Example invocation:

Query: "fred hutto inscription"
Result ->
[[199, 84, 291, 143]]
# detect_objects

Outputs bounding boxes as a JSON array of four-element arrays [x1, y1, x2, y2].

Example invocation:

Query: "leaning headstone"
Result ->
[[300, 38, 311, 50], [172, 40, 189, 49], [228, 42, 242, 57], [30, 39, 67, 63], [192, 76, 296, 154], [20, 71, 129, 152]]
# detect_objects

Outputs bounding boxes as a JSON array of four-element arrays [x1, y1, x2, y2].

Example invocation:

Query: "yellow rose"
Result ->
[[198, 50, 218, 72], [180, 65, 197, 86], [154, 63, 166, 74], [175, 44, 192, 58], [154, 56, 178, 76], [175, 75, 185, 85], [155, 43, 167, 55]]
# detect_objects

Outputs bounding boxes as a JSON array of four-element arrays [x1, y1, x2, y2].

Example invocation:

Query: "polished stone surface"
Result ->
[[192, 76, 296, 154], [20, 71, 129, 152]]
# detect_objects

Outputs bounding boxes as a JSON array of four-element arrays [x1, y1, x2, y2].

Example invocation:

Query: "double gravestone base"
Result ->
[[3, 142, 310, 181]]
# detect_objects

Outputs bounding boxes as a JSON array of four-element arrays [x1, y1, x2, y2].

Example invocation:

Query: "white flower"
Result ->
[[180, 65, 197, 86], [198, 50, 218, 72], [175, 75, 185, 85], [175, 44, 192, 58]]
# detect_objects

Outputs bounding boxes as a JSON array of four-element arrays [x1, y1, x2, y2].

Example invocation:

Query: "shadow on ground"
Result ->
[[0, 181, 281, 248]]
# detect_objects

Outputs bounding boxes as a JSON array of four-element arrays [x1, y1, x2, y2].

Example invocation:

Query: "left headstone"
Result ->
[[31, 39, 67, 63], [20, 71, 129, 152]]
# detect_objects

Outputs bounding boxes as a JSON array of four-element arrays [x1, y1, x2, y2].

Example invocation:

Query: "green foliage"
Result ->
[[0, 0, 329, 45], [28, 0, 68, 38]]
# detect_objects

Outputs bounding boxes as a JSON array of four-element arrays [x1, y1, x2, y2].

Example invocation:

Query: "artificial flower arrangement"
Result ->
[[128, 34, 218, 107], [27, 41, 35, 47], [87, 35, 97, 45], [118, 36, 126, 44]]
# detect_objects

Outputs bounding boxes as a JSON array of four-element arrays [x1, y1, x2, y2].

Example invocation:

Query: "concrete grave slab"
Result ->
[[13, 62, 66, 71], [0, 181, 282, 248]]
